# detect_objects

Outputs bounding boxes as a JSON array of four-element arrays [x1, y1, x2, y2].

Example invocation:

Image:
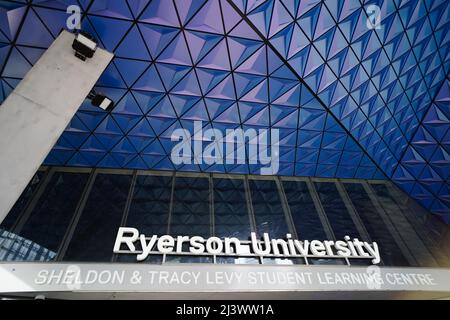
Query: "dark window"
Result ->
[[19, 172, 89, 255], [282, 180, 327, 240], [371, 183, 437, 267], [165, 256, 212, 264], [126, 175, 171, 235], [213, 178, 251, 240], [216, 257, 260, 264], [249, 179, 289, 239], [343, 183, 409, 266], [118, 174, 172, 264], [314, 182, 360, 239], [308, 258, 346, 265], [166, 176, 211, 263], [64, 173, 132, 262], [169, 176, 210, 238], [262, 258, 304, 265], [1, 171, 45, 231]]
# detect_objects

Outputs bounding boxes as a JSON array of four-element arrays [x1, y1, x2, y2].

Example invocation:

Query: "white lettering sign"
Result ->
[[113, 227, 381, 264]]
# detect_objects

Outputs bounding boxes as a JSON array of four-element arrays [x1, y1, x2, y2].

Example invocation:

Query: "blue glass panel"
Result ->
[[19, 171, 89, 256], [169, 176, 210, 238], [282, 180, 327, 240], [314, 181, 360, 240], [344, 182, 410, 266], [249, 179, 289, 239], [64, 173, 132, 262], [0, 171, 44, 231], [213, 177, 251, 240], [117, 174, 172, 263]]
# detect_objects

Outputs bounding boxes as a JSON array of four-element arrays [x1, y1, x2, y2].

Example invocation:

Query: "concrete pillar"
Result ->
[[0, 31, 113, 223]]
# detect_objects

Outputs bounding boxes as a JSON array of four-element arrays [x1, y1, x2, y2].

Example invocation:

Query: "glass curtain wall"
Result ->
[[1, 167, 448, 267]]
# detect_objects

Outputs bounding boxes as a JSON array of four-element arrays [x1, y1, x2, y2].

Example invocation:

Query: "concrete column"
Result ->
[[0, 31, 113, 223]]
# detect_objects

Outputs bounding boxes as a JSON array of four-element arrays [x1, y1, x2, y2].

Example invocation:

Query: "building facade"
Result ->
[[0, 0, 449, 298], [1, 166, 449, 268]]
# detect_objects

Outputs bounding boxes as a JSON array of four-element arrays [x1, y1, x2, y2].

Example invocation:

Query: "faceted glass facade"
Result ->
[[0, 0, 448, 224], [1, 166, 448, 267]]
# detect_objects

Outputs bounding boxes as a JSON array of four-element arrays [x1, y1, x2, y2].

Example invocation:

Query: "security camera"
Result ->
[[88, 90, 114, 111], [72, 32, 97, 61]]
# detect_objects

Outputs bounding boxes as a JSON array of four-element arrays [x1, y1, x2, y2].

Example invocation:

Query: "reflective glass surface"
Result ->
[[213, 178, 251, 240], [314, 182, 360, 239], [216, 257, 260, 264], [249, 179, 289, 239], [118, 174, 172, 263], [282, 180, 327, 240], [64, 173, 132, 262], [169, 176, 210, 238], [370, 183, 438, 267], [0, 229, 56, 262], [1, 167, 447, 267], [165, 255, 212, 264], [126, 174, 171, 235], [19, 172, 89, 256], [1, 171, 45, 231], [343, 183, 410, 266], [0, 0, 449, 223]]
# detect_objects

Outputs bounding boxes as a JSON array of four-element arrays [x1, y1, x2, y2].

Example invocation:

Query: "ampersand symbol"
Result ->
[[130, 271, 142, 284]]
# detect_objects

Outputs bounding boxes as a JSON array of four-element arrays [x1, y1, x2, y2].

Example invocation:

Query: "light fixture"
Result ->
[[72, 31, 97, 61], [87, 90, 114, 111]]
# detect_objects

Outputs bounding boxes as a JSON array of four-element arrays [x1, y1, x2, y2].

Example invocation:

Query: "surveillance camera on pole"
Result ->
[[72, 31, 97, 61]]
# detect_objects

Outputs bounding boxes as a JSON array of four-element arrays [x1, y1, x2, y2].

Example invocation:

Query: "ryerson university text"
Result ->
[[114, 227, 382, 264]]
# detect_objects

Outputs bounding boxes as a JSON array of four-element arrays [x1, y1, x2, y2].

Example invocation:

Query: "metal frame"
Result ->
[[386, 182, 443, 246], [243, 175, 257, 234], [111, 171, 138, 263], [12, 167, 56, 234], [275, 177, 298, 239], [163, 172, 177, 264], [367, 182, 439, 267], [243, 175, 261, 264], [305, 179, 335, 241], [246, 175, 286, 260], [361, 181, 419, 267], [208, 174, 216, 264], [0, 167, 51, 251], [385, 182, 450, 267], [7, 166, 50, 233], [336, 180, 373, 243], [306, 178, 350, 266], [209, 174, 259, 264], [55, 169, 97, 261]]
